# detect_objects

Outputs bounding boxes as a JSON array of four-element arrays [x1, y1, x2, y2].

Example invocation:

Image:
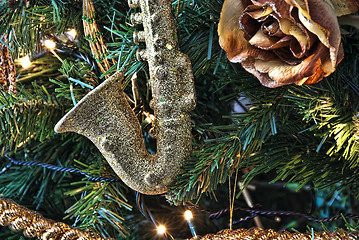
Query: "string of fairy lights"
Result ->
[[1, 194, 357, 240], [157, 210, 197, 238], [2, 136, 359, 238], [141, 202, 359, 239], [8, 31, 199, 237], [6, 28, 359, 240], [150, 210, 197, 239], [18, 28, 77, 69]]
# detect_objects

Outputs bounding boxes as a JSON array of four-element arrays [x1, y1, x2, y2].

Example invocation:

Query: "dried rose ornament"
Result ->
[[218, 0, 359, 88]]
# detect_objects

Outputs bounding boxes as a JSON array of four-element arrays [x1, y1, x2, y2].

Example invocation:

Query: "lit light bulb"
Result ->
[[67, 29, 77, 39], [184, 210, 193, 220], [157, 225, 166, 235], [19, 55, 32, 69], [44, 39, 56, 50], [44, 39, 63, 63], [144, 114, 155, 124], [184, 210, 197, 237]]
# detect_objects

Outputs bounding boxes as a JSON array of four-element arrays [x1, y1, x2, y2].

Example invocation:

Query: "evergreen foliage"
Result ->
[[0, 83, 62, 148], [0, 0, 358, 238]]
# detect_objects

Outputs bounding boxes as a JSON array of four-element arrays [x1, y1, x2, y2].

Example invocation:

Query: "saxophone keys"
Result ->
[[128, 0, 140, 9], [133, 30, 146, 44], [131, 12, 143, 25], [136, 49, 148, 62]]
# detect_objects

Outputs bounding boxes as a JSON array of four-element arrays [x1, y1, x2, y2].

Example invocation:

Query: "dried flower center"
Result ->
[[261, 19, 284, 37], [240, 3, 322, 65]]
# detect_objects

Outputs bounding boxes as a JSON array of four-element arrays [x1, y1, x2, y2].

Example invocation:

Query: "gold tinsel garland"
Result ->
[[82, 0, 115, 76], [0, 197, 112, 240], [1, 198, 359, 239], [189, 227, 359, 240]]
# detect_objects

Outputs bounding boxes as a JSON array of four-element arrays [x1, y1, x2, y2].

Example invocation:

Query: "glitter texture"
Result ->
[[0, 198, 111, 240], [55, 0, 196, 195], [0, 44, 17, 93], [188, 227, 359, 240]]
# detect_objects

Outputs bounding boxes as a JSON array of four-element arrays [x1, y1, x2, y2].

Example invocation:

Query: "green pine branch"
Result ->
[[0, 1, 80, 58], [168, 137, 241, 203], [286, 81, 359, 168], [0, 135, 80, 212], [50, 58, 99, 105], [0, 83, 63, 149], [64, 181, 132, 238]]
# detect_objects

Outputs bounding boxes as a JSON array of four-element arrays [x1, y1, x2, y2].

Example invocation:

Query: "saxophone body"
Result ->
[[55, 0, 196, 194]]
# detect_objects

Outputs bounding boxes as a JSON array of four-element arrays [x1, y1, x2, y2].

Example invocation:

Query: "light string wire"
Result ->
[[1, 154, 121, 183], [2, 154, 359, 226], [135, 192, 175, 239], [187, 203, 359, 224]]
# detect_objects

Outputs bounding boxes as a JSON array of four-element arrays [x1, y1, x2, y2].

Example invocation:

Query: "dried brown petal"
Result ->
[[252, 0, 292, 18], [245, 4, 274, 19], [243, 43, 328, 87], [275, 17, 308, 55], [261, 19, 284, 37], [218, 0, 254, 61], [291, 0, 342, 70], [249, 29, 278, 48], [338, 15, 359, 30], [330, 0, 359, 16]]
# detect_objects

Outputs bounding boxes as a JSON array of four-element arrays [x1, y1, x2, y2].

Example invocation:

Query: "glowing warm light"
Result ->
[[19, 55, 32, 69], [157, 225, 166, 235], [131, 72, 137, 80], [44, 39, 56, 50], [184, 210, 193, 220], [184, 209, 197, 237], [67, 29, 77, 38], [147, 114, 155, 122]]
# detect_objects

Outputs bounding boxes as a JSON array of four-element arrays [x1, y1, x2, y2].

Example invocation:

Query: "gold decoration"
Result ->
[[0, 197, 112, 240], [0, 44, 16, 93], [82, 0, 115, 76], [218, 0, 359, 88], [354, 113, 359, 142], [55, 0, 196, 195], [188, 227, 359, 240]]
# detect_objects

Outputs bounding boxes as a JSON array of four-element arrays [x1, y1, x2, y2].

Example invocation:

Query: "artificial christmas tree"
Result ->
[[0, 0, 358, 239]]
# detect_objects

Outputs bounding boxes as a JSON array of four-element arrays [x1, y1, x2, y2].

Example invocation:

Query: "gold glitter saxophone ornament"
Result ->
[[55, 0, 196, 195], [0, 198, 111, 240]]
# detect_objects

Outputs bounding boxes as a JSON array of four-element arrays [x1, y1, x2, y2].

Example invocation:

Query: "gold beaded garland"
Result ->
[[188, 227, 359, 240], [0, 198, 112, 240], [2, 197, 359, 239]]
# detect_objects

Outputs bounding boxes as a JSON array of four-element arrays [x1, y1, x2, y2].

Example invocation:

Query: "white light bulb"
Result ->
[[67, 29, 77, 39], [157, 225, 166, 235], [19, 55, 32, 69], [184, 210, 193, 220], [44, 39, 56, 50]]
